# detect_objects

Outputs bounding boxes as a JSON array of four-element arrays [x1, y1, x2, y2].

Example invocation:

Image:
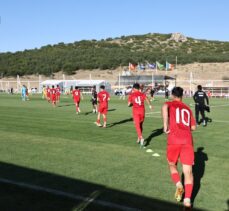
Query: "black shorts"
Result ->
[[92, 100, 97, 105]]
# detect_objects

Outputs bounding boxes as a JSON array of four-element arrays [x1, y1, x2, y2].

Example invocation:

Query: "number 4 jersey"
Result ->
[[166, 101, 196, 145], [128, 91, 147, 113]]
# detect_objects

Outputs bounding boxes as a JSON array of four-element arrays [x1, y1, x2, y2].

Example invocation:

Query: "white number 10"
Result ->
[[176, 108, 190, 126]]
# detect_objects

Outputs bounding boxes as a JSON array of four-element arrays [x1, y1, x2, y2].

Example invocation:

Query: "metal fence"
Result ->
[[0, 78, 229, 98]]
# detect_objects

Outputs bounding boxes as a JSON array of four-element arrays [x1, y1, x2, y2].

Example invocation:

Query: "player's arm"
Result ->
[[190, 112, 196, 131], [193, 92, 199, 104], [161, 103, 170, 134], [127, 95, 132, 107], [191, 125, 196, 131], [204, 92, 209, 105], [145, 96, 153, 110]]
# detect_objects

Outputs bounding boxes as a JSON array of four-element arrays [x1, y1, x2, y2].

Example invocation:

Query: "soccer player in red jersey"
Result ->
[[46, 86, 51, 102], [95, 85, 110, 128], [72, 86, 83, 114], [128, 83, 153, 147], [50, 85, 57, 107], [162, 87, 196, 208], [56, 85, 61, 103]]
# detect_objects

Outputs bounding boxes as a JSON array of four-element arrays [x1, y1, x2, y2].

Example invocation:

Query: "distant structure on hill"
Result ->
[[169, 33, 188, 42]]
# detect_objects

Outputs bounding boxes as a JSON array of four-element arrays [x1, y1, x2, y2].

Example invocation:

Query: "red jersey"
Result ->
[[50, 88, 56, 96], [72, 89, 81, 102], [47, 88, 51, 96], [56, 87, 61, 95], [97, 90, 110, 107], [128, 91, 146, 113], [166, 101, 196, 145]]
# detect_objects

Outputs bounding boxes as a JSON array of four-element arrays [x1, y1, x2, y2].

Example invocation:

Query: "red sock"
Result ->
[[185, 183, 193, 198], [171, 173, 181, 184], [97, 119, 100, 123], [103, 117, 107, 123]]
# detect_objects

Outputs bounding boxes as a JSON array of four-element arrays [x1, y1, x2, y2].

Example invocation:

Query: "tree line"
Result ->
[[0, 33, 229, 77]]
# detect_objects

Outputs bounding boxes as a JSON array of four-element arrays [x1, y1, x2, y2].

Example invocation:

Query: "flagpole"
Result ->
[[175, 56, 178, 86], [175, 56, 178, 75], [175, 56, 177, 69], [166, 61, 168, 76], [189, 72, 193, 97], [118, 72, 121, 91]]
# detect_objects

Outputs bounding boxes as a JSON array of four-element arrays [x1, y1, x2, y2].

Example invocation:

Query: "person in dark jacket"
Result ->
[[193, 85, 209, 126]]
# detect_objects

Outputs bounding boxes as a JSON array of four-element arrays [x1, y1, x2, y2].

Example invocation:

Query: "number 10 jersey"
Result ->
[[166, 101, 196, 145]]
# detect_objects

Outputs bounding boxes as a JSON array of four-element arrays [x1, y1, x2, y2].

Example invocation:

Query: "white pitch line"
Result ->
[[189, 103, 229, 108], [213, 120, 229, 123], [145, 111, 161, 115], [210, 104, 229, 108], [0, 178, 140, 211], [146, 115, 229, 124], [145, 115, 161, 119]]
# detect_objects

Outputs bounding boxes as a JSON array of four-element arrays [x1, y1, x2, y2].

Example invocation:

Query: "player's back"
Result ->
[[92, 90, 97, 99], [194, 91, 207, 105], [98, 90, 110, 105], [129, 91, 146, 110], [73, 90, 80, 99], [56, 87, 61, 94], [50, 88, 56, 95], [166, 100, 195, 145]]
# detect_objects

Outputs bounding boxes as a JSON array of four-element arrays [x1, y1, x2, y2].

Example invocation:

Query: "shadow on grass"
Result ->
[[144, 128, 164, 147], [192, 147, 208, 205], [57, 104, 75, 108], [84, 108, 117, 116], [107, 117, 133, 128], [108, 108, 116, 112], [198, 117, 212, 127], [0, 161, 205, 211]]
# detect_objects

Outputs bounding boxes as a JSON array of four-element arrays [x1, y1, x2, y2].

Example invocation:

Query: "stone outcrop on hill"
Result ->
[[169, 33, 188, 42]]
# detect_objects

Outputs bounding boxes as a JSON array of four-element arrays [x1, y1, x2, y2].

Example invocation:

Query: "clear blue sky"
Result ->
[[0, 0, 228, 52]]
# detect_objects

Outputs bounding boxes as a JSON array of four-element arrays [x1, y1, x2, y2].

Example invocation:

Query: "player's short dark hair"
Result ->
[[52, 85, 54, 88], [197, 85, 202, 90], [100, 85, 105, 89], [75, 86, 78, 89], [171, 87, 183, 98], [93, 85, 96, 89], [133, 83, 140, 90], [57, 85, 59, 87]]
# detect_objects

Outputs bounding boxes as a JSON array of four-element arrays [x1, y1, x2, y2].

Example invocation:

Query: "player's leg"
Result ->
[[95, 109, 102, 126], [167, 145, 184, 202], [92, 102, 95, 113], [75, 102, 79, 114], [182, 165, 193, 208], [78, 101, 81, 113], [52, 100, 56, 107], [133, 114, 144, 146], [200, 105, 206, 126], [180, 145, 194, 208], [102, 114, 107, 128], [95, 103, 98, 113], [195, 105, 200, 125], [93, 102, 97, 113], [139, 114, 145, 147]]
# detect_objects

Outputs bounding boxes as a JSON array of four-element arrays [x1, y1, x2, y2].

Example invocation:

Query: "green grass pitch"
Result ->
[[0, 94, 228, 211]]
